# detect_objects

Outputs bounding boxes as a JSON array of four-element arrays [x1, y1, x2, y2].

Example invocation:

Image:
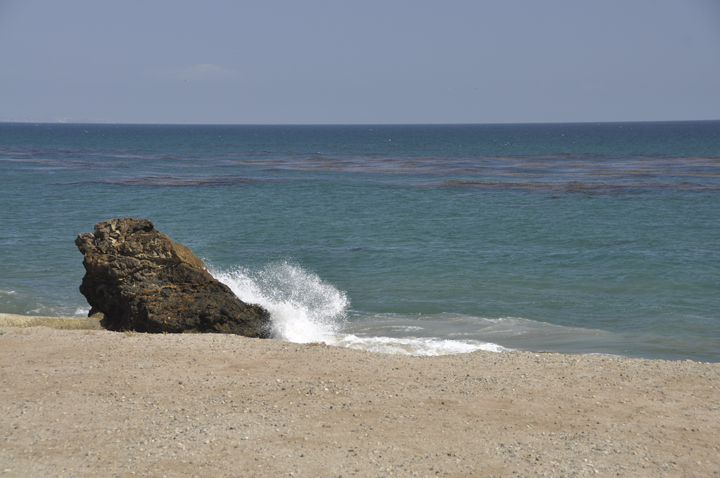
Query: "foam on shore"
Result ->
[[212, 262, 507, 356]]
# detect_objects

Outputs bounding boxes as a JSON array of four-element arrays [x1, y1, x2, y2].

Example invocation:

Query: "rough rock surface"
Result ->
[[75, 217, 271, 337]]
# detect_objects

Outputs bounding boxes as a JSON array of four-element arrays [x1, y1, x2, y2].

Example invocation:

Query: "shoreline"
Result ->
[[1, 325, 718, 477], [2, 313, 717, 363]]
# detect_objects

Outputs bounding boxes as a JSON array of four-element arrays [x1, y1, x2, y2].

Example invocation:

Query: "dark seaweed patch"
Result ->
[[435, 180, 720, 194], [95, 175, 259, 187]]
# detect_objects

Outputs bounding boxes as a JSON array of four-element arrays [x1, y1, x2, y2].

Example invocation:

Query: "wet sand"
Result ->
[[1, 324, 718, 477]]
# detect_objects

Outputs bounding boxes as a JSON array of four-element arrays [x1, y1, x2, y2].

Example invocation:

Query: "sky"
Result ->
[[1, 0, 719, 124]]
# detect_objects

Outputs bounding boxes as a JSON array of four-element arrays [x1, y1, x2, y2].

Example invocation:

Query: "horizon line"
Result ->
[[2, 118, 719, 127]]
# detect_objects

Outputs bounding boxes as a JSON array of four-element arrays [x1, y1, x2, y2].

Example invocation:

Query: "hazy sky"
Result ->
[[1, 0, 719, 124]]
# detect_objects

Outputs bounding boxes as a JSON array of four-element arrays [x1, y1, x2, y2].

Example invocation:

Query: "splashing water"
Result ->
[[212, 262, 348, 343], [213, 262, 506, 355], [212, 262, 507, 356]]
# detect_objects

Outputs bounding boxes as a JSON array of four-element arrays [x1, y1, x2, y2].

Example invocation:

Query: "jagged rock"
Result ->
[[76, 218, 271, 337]]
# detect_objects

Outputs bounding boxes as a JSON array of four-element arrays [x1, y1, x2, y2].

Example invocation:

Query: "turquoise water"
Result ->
[[1, 122, 719, 361]]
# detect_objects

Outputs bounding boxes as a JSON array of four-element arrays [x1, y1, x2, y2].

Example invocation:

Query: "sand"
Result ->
[[0, 321, 718, 477]]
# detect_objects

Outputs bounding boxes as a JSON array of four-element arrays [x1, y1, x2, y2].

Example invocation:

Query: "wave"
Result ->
[[207, 263, 701, 359], [212, 262, 348, 344], [211, 262, 506, 356], [325, 335, 507, 356]]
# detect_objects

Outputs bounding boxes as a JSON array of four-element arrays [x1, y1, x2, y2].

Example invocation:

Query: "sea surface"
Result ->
[[1, 121, 719, 361]]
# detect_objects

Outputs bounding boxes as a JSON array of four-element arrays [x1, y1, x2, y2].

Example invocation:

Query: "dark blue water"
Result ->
[[1, 121, 719, 361]]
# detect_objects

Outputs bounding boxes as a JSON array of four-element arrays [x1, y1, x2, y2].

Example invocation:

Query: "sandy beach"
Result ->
[[1, 321, 718, 477]]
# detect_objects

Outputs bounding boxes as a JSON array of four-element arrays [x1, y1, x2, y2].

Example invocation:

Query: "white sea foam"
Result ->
[[74, 307, 90, 316], [325, 335, 507, 356], [213, 262, 507, 356], [212, 262, 348, 343]]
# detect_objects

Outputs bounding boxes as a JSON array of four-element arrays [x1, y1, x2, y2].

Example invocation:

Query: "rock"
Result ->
[[76, 217, 271, 337]]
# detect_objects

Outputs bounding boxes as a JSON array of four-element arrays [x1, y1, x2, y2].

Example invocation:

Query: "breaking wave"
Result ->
[[212, 262, 348, 343], [212, 262, 506, 356]]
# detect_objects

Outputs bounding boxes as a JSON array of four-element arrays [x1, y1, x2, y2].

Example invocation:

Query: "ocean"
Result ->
[[1, 121, 719, 361]]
